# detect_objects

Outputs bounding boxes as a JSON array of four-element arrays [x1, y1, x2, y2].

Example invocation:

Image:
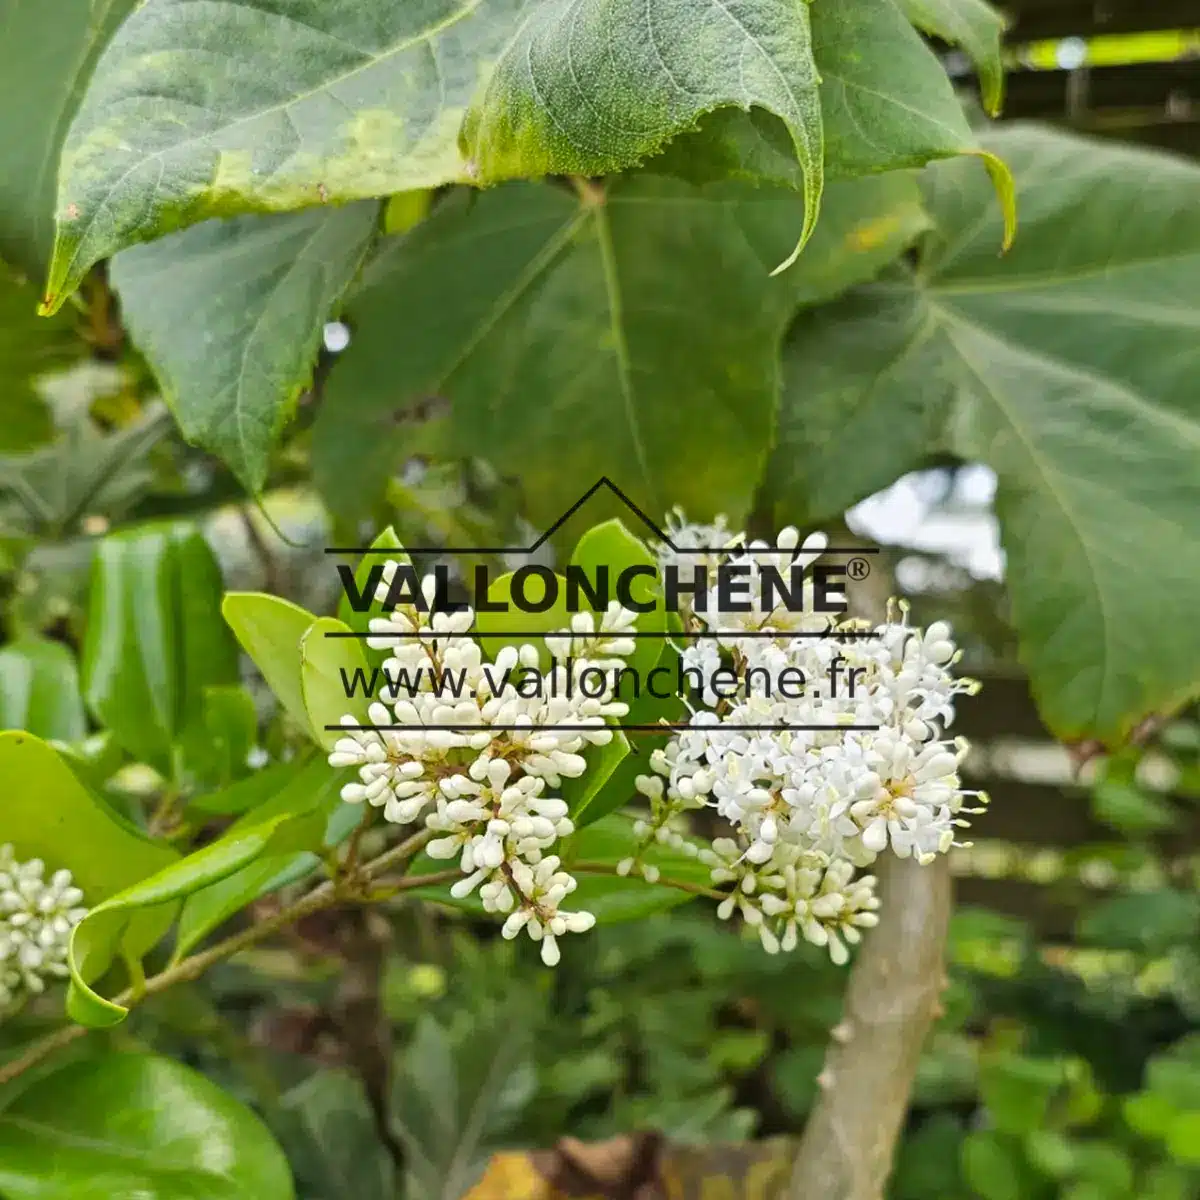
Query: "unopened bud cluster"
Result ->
[[632, 511, 985, 961], [329, 568, 637, 966], [0, 846, 88, 1010]]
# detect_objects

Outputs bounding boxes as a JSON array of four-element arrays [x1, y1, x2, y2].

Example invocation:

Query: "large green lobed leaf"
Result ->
[[772, 125, 1200, 745], [0, 0, 137, 281], [314, 171, 928, 530], [43, 0, 837, 305], [110, 204, 380, 490]]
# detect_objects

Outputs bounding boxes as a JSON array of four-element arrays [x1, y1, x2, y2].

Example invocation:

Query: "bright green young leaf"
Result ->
[[174, 757, 353, 960], [462, 0, 824, 272], [0, 0, 137, 281], [0, 730, 178, 972], [315, 171, 928, 530], [0, 1054, 294, 1198], [896, 0, 1007, 115], [222, 592, 318, 735], [301, 617, 373, 750], [336, 525, 409, 635], [0, 636, 86, 741], [43, 0, 532, 308], [110, 203, 380, 490], [570, 517, 667, 680], [473, 568, 572, 670], [82, 523, 238, 775], [772, 125, 1200, 744], [575, 634, 690, 828], [68, 778, 340, 1026], [961, 1130, 1027, 1200]]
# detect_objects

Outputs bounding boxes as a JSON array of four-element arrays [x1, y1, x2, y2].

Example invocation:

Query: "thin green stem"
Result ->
[[0, 828, 437, 1088], [572, 860, 725, 901]]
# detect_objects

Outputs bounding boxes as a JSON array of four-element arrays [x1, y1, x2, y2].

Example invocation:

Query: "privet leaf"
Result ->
[[0, 0, 136, 280], [0, 731, 179, 971], [336, 525, 409, 635], [0, 1054, 294, 1198], [68, 768, 346, 1026], [462, 0, 824, 271], [81, 523, 238, 775], [222, 592, 318, 736], [772, 125, 1200, 744], [174, 757, 353, 960], [314, 172, 928, 529], [44, 0, 528, 307], [111, 204, 380, 490], [300, 617, 373, 751], [0, 636, 86, 742]]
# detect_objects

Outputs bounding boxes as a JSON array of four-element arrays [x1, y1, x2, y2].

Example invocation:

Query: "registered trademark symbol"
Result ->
[[847, 557, 871, 581]]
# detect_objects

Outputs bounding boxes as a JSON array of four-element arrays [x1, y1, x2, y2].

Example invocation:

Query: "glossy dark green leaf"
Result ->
[[111, 204, 380, 490], [222, 592, 318, 736], [0, 0, 137, 281], [773, 126, 1200, 744], [315, 172, 928, 529], [301, 617, 373, 751], [0, 731, 178, 975], [0, 636, 86, 741], [174, 757, 353, 960], [81, 524, 237, 775], [0, 1053, 294, 1198]]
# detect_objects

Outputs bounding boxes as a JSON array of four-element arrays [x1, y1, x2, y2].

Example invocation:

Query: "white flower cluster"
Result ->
[[329, 566, 638, 966], [0, 846, 88, 1010], [635, 518, 984, 962]]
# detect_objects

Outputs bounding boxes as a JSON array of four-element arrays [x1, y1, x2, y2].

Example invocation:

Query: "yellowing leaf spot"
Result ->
[[846, 213, 903, 252]]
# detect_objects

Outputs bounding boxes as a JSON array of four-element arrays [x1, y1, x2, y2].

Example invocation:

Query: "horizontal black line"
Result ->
[[323, 546, 881, 555], [328, 724, 881, 733], [324, 629, 878, 639]]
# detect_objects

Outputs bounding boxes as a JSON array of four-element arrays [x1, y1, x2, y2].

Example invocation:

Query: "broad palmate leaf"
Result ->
[[0, 0, 136, 281], [896, 0, 1006, 116], [771, 125, 1200, 745], [45, 0, 827, 308], [313, 172, 927, 529], [111, 203, 380, 489]]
